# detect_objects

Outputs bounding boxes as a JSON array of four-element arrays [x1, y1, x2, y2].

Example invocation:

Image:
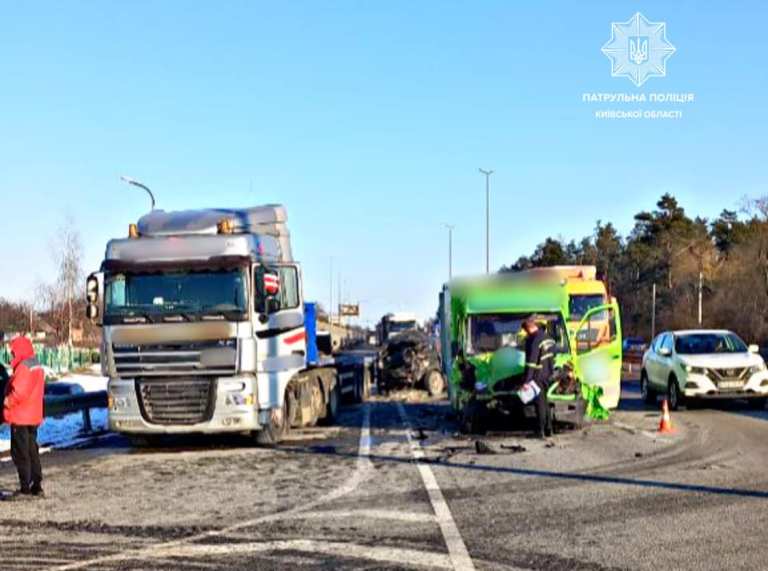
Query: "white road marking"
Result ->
[[0, 446, 51, 463], [52, 406, 374, 571], [284, 508, 436, 524], [151, 539, 453, 569], [397, 402, 475, 571]]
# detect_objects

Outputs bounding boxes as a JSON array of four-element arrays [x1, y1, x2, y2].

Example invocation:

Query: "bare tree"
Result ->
[[49, 216, 84, 347]]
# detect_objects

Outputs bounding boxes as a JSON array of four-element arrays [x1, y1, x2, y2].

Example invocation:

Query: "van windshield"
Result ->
[[467, 312, 568, 355], [569, 294, 605, 321], [105, 269, 248, 321]]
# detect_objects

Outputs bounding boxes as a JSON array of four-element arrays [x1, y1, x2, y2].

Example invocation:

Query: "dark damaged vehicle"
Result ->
[[378, 330, 446, 396]]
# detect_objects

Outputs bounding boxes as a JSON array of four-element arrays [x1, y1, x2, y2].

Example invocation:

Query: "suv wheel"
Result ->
[[668, 376, 685, 411], [640, 371, 656, 405]]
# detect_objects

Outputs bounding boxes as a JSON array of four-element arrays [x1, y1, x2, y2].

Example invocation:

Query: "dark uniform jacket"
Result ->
[[523, 328, 556, 389]]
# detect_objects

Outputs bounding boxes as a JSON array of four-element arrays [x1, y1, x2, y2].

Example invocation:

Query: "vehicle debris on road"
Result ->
[[379, 331, 446, 396]]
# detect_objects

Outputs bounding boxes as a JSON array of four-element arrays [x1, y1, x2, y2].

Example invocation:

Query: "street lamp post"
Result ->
[[120, 176, 156, 211], [478, 169, 493, 274], [444, 224, 455, 281]]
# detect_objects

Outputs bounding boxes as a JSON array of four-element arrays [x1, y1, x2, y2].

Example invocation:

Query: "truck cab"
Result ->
[[86, 205, 339, 444]]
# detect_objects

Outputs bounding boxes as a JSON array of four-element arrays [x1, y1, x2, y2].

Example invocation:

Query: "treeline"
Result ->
[[502, 193, 768, 344]]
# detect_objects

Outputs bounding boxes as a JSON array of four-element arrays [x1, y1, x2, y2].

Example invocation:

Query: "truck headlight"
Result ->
[[226, 393, 254, 406], [750, 362, 767, 374]]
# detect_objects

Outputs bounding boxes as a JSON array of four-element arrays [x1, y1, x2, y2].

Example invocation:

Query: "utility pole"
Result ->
[[698, 270, 703, 326], [337, 271, 342, 328], [445, 224, 455, 281], [651, 283, 657, 339], [329, 258, 333, 327], [478, 169, 493, 274]]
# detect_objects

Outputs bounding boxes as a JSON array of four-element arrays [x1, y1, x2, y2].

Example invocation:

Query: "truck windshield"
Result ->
[[467, 312, 568, 355], [105, 269, 248, 320], [569, 294, 606, 321], [389, 321, 417, 335], [675, 333, 748, 355]]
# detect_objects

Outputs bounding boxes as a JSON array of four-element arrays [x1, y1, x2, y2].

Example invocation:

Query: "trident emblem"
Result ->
[[629, 36, 649, 65]]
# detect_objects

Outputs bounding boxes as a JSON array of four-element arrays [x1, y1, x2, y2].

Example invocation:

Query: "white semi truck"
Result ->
[[86, 205, 367, 445]]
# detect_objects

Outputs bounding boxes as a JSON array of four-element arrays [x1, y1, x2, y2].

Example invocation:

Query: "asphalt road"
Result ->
[[2, 381, 768, 570]]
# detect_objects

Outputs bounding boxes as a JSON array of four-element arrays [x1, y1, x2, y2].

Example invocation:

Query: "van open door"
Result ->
[[573, 302, 622, 409]]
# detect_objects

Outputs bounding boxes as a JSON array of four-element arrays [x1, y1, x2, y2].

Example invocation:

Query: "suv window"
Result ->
[[661, 334, 674, 353]]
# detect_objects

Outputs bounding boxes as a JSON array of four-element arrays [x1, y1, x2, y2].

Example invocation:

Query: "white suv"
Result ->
[[641, 330, 768, 410]]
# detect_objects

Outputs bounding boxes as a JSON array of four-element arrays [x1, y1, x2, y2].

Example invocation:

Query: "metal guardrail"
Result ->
[[43, 391, 108, 433]]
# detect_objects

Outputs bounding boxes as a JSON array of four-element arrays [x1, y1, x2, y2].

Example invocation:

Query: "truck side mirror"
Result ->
[[255, 266, 281, 321], [86, 272, 104, 325]]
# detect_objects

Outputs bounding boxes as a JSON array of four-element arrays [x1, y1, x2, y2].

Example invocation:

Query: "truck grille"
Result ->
[[137, 378, 215, 425], [112, 340, 237, 377]]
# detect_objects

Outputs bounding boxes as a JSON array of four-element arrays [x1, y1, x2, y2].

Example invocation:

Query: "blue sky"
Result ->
[[1, 1, 766, 323]]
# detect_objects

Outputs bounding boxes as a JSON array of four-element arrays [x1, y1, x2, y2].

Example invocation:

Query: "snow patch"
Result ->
[[0, 408, 108, 454]]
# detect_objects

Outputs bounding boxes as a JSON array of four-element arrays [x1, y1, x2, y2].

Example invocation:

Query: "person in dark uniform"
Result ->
[[521, 316, 556, 438]]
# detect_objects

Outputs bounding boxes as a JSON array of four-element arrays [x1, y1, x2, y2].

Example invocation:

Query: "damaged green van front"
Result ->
[[438, 275, 621, 431]]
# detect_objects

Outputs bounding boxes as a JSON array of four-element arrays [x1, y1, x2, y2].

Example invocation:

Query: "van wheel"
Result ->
[[460, 400, 486, 435], [255, 395, 291, 446], [668, 376, 685, 411], [640, 371, 656, 405]]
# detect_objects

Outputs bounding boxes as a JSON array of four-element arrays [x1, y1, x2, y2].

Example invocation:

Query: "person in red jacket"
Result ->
[[3, 336, 45, 499]]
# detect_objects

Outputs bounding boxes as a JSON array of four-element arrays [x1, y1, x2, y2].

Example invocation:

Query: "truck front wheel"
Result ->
[[255, 397, 291, 446]]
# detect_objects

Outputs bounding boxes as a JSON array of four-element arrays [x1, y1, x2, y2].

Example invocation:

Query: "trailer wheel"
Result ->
[[424, 370, 445, 397], [361, 368, 371, 402], [321, 381, 341, 425], [255, 393, 292, 446]]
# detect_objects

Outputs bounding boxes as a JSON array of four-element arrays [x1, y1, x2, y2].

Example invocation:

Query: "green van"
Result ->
[[437, 275, 622, 430]]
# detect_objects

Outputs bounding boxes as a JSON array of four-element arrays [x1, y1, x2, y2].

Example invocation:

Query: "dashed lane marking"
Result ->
[[397, 402, 476, 571]]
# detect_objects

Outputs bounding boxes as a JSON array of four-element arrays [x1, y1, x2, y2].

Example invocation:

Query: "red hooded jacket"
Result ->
[[3, 337, 44, 426]]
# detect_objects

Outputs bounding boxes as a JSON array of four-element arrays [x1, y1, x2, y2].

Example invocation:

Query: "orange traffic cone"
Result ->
[[658, 399, 674, 433]]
